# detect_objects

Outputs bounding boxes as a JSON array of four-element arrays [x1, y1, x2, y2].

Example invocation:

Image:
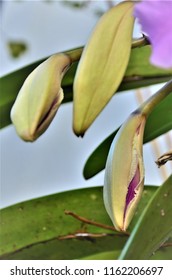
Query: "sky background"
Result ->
[[0, 0, 172, 208]]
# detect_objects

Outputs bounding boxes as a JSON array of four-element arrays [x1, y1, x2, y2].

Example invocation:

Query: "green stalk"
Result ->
[[139, 79, 172, 117], [65, 47, 83, 62]]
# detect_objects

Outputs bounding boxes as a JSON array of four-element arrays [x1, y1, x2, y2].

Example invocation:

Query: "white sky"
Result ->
[[0, 0, 171, 208]]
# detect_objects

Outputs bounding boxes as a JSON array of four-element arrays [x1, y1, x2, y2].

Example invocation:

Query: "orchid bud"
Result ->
[[73, 1, 134, 136], [103, 111, 146, 232], [11, 53, 71, 142], [103, 80, 172, 232]]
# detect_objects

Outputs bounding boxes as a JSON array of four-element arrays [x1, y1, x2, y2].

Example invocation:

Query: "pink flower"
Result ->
[[134, 0, 172, 69]]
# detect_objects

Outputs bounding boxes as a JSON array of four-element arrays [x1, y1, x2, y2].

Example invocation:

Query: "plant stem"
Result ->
[[161, 242, 172, 248], [58, 232, 122, 240], [139, 79, 172, 117], [156, 150, 172, 167], [64, 210, 129, 236], [65, 47, 83, 62], [132, 35, 150, 49]]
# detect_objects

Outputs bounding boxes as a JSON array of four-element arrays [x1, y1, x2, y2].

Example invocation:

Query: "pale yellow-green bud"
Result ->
[[103, 111, 146, 232], [11, 53, 71, 141], [104, 79, 172, 232], [73, 1, 134, 136]]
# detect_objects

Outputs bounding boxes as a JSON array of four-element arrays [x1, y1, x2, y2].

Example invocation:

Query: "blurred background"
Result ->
[[0, 0, 171, 208]]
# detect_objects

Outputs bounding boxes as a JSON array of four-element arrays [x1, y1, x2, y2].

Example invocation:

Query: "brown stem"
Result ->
[[64, 210, 130, 236], [58, 232, 122, 240], [155, 151, 172, 167], [161, 242, 172, 248]]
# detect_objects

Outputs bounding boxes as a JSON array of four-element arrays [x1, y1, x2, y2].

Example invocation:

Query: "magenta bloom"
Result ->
[[134, 0, 172, 69]]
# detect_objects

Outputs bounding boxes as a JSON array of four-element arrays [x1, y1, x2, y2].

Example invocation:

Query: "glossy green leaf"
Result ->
[[0, 186, 156, 260], [80, 250, 120, 260], [150, 247, 172, 260], [81, 238, 172, 260], [84, 92, 172, 179], [1, 45, 172, 129], [150, 237, 172, 260], [125, 46, 172, 76], [119, 175, 172, 260]]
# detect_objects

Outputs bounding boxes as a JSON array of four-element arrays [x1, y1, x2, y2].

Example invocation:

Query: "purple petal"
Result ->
[[124, 165, 140, 221], [134, 1, 172, 69]]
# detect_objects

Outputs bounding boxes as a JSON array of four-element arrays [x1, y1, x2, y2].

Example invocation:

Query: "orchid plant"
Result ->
[[0, 0, 172, 260]]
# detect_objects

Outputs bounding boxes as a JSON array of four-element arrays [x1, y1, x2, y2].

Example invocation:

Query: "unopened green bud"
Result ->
[[103, 80, 172, 232], [11, 53, 71, 141], [104, 111, 146, 232], [73, 1, 134, 136]]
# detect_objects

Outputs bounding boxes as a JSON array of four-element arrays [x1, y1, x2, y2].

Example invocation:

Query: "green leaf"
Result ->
[[0, 186, 156, 260], [84, 92, 172, 179], [1, 236, 121, 261], [144, 93, 172, 142], [81, 236, 172, 260], [80, 250, 120, 260], [150, 247, 172, 260], [81, 238, 172, 260], [150, 237, 172, 260], [1, 45, 172, 129], [119, 175, 172, 260], [125, 46, 172, 77]]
